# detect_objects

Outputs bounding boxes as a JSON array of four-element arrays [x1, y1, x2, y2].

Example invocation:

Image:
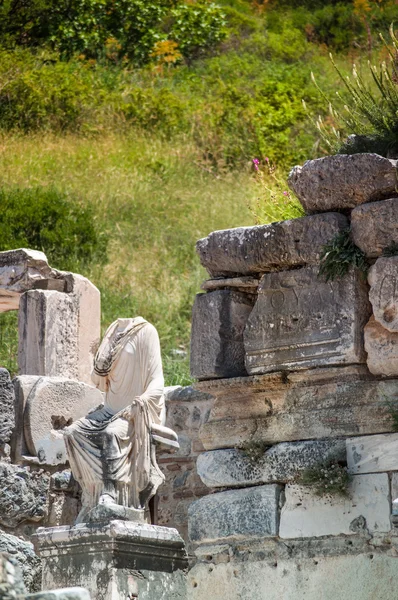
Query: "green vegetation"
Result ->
[[0, 0, 396, 383], [239, 438, 270, 463], [298, 459, 351, 497], [318, 229, 369, 282]]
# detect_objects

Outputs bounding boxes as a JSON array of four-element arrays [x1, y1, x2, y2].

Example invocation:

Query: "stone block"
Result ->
[[364, 315, 398, 375], [189, 553, 398, 600], [190, 290, 254, 380], [27, 589, 91, 600], [244, 266, 370, 374], [0, 532, 41, 593], [368, 257, 398, 332], [188, 485, 282, 543], [346, 433, 398, 474], [196, 213, 348, 277], [0, 462, 49, 528], [0, 249, 59, 312], [35, 521, 188, 600], [196, 367, 398, 450], [351, 198, 398, 257], [288, 153, 398, 212], [12, 375, 103, 465], [197, 440, 346, 488], [18, 273, 100, 384], [0, 368, 15, 446], [279, 473, 390, 539]]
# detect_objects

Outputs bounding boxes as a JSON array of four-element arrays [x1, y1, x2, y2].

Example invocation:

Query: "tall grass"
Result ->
[[0, 133, 259, 383]]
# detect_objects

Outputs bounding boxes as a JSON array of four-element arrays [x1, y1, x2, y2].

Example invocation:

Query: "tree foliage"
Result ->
[[0, 0, 227, 64]]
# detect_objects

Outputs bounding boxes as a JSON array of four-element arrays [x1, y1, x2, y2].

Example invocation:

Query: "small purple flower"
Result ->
[[265, 157, 269, 163], [283, 191, 288, 196], [252, 158, 260, 171]]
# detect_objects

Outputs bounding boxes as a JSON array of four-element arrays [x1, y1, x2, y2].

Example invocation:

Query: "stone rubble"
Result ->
[[351, 197, 398, 256]]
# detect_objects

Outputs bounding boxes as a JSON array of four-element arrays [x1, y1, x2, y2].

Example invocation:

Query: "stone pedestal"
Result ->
[[34, 521, 188, 600]]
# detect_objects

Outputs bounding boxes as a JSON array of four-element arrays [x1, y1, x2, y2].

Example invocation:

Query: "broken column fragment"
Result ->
[[196, 212, 348, 278], [12, 375, 103, 465], [18, 274, 100, 384], [0, 248, 61, 312], [190, 290, 254, 380], [288, 153, 398, 212], [244, 266, 370, 374]]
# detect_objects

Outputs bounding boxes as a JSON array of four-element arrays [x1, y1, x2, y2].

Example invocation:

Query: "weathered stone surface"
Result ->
[[364, 315, 398, 375], [351, 198, 398, 257], [196, 213, 348, 277], [201, 276, 259, 292], [189, 553, 398, 600], [0, 369, 15, 446], [190, 290, 254, 380], [0, 532, 41, 592], [36, 521, 188, 600], [158, 385, 213, 543], [18, 274, 100, 384], [188, 485, 282, 543], [368, 257, 398, 332], [244, 267, 370, 374], [197, 440, 346, 488], [197, 367, 398, 450], [0, 463, 49, 528], [0, 249, 60, 312], [288, 153, 398, 212], [27, 588, 91, 599], [13, 375, 103, 464], [346, 433, 398, 474], [279, 474, 390, 539]]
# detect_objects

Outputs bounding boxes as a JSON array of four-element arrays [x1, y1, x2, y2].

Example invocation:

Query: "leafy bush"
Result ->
[[0, 0, 227, 65], [0, 186, 108, 271]]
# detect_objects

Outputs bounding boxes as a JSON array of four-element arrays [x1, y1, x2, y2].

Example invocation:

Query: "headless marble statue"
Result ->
[[64, 317, 174, 523]]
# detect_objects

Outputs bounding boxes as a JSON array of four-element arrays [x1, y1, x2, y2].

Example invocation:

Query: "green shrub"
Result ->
[[0, 0, 227, 65], [318, 229, 368, 282], [299, 459, 351, 497], [0, 186, 108, 271]]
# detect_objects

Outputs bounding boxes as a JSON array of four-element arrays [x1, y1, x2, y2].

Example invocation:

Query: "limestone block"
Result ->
[[351, 198, 398, 257], [188, 485, 282, 543], [27, 589, 91, 600], [0, 462, 49, 528], [346, 433, 398, 474], [288, 153, 398, 212], [189, 553, 398, 600], [18, 274, 100, 384], [0, 249, 59, 312], [0, 369, 15, 446], [190, 290, 254, 380], [279, 473, 390, 539], [35, 521, 188, 600], [196, 367, 398, 450], [197, 440, 346, 488], [12, 375, 103, 465], [0, 533, 41, 593], [244, 266, 370, 374], [196, 213, 348, 277], [368, 257, 398, 332], [364, 315, 398, 375]]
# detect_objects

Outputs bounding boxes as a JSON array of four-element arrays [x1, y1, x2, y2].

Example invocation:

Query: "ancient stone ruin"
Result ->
[[188, 152, 398, 599], [2, 152, 398, 600]]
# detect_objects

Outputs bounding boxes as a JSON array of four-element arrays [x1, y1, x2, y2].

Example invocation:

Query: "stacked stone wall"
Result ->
[[187, 153, 398, 599]]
